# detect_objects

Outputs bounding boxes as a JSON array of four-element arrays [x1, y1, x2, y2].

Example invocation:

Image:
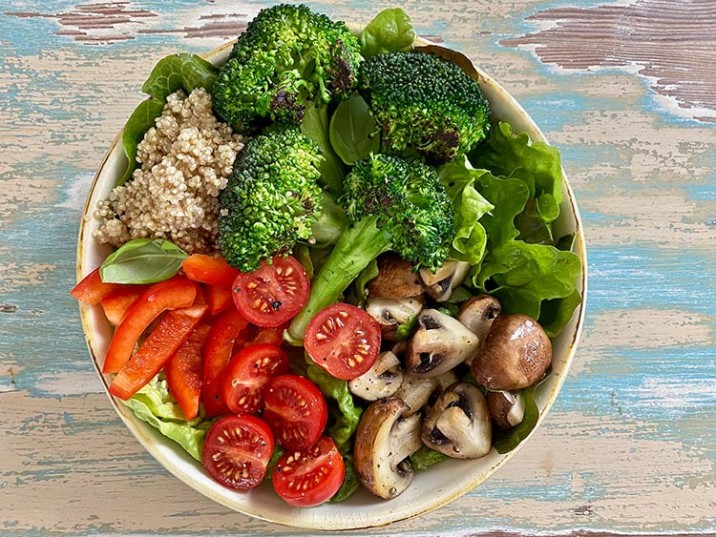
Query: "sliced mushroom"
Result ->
[[406, 309, 480, 377], [487, 390, 525, 429], [471, 314, 552, 391], [365, 296, 424, 340], [348, 351, 404, 401], [419, 261, 470, 302], [366, 253, 424, 298], [421, 383, 492, 459], [458, 295, 502, 341], [394, 370, 458, 416], [353, 397, 423, 499]]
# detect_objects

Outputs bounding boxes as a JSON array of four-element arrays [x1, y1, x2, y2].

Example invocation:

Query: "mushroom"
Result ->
[[486, 390, 525, 429], [394, 370, 458, 416], [458, 295, 502, 341], [419, 261, 471, 302], [348, 351, 404, 401], [365, 296, 424, 340], [353, 397, 423, 499], [406, 309, 480, 377], [471, 314, 552, 391], [421, 383, 492, 459], [366, 253, 424, 298]]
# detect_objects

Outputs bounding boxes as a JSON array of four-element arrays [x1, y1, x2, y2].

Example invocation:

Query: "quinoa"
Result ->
[[93, 87, 244, 254]]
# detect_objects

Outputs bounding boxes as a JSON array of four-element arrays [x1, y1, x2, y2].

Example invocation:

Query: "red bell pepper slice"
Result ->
[[182, 254, 240, 288], [110, 305, 208, 400], [102, 276, 197, 374], [202, 306, 249, 416], [165, 324, 211, 421], [193, 284, 208, 306], [70, 267, 118, 305], [101, 285, 146, 326], [206, 284, 233, 315]]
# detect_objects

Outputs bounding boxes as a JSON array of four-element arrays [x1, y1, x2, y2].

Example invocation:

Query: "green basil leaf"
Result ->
[[493, 387, 539, 454], [302, 103, 345, 194], [359, 8, 415, 58], [410, 445, 448, 471], [142, 53, 219, 101], [100, 238, 188, 284], [117, 98, 164, 186], [329, 93, 381, 165]]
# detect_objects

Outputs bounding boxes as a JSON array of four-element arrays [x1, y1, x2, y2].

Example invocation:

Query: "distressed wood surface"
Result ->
[[1, 0, 715, 535]]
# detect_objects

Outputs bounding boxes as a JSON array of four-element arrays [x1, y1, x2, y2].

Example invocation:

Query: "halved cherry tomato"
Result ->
[[70, 267, 118, 305], [103, 276, 197, 374], [273, 436, 344, 507], [100, 285, 146, 326], [182, 254, 240, 288], [304, 303, 381, 380], [201, 306, 249, 416], [249, 326, 286, 347], [202, 414, 274, 491], [263, 375, 327, 451], [206, 284, 233, 315], [222, 344, 289, 414], [110, 305, 207, 400], [232, 256, 309, 328], [165, 324, 211, 420]]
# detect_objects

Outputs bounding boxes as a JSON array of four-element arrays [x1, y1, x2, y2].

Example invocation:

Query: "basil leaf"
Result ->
[[359, 8, 415, 58], [142, 53, 219, 101], [493, 387, 539, 454], [329, 93, 380, 165], [302, 103, 345, 194], [117, 98, 164, 186], [100, 238, 188, 284]]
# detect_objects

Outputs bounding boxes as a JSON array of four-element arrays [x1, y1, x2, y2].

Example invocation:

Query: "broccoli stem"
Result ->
[[287, 216, 391, 342]]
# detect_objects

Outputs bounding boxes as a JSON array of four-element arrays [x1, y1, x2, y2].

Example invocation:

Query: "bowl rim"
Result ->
[[75, 36, 588, 529]]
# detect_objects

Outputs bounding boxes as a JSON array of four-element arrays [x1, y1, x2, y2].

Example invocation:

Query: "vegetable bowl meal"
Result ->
[[73, 4, 586, 528]]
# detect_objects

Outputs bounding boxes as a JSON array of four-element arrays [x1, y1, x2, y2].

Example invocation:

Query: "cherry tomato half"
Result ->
[[304, 303, 381, 380], [232, 256, 310, 328], [201, 414, 274, 492], [263, 375, 328, 451], [221, 344, 289, 414], [273, 436, 345, 507]]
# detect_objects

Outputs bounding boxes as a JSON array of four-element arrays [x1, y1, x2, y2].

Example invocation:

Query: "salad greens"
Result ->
[[100, 238, 187, 284], [329, 94, 381, 165], [359, 8, 415, 58]]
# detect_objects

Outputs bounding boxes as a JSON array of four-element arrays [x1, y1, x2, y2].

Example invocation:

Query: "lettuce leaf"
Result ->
[[410, 446, 448, 471]]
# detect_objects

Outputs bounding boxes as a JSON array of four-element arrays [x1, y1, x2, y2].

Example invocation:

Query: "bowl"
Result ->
[[76, 37, 587, 529]]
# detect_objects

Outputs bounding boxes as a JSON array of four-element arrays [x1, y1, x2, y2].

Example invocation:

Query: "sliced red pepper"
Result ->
[[182, 254, 240, 288], [100, 285, 146, 326], [70, 267, 118, 305], [193, 284, 208, 306], [165, 324, 211, 421], [110, 305, 208, 400], [202, 306, 249, 416], [206, 284, 233, 315], [102, 276, 197, 374]]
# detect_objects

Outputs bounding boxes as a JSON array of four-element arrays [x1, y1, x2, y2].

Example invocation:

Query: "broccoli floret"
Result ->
[[360, 51, 490, 163], [212, 4, 362, 132], [218, 125, 325, 272], [288, 154, 454, 341]]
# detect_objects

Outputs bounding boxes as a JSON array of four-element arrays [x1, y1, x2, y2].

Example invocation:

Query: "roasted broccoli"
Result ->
[[288, 153, 454, 340], [212, 4, 362, 132], [360, 51, 490, 163]]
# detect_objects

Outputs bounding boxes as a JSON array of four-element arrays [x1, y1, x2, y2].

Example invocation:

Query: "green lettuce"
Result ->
[[410, 446, 448, 471]]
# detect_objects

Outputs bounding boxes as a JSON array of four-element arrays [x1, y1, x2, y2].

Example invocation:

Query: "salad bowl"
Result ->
[[76, 36, 587, 529]]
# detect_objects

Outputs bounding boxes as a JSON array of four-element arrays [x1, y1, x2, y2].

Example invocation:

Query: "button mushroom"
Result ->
[[365, 296, 424, 340], [348, 351, 404, 401], [353, 397, 423, 499], [419, 261, 471, 302], [394, 370, 458, 416], [366, 253, 424, 298], [406, 309, 480, 377], [458, 295, 502, 341], [421, 383, 492, 459], [471, 314, 552, 391], [487, 390, 525, 429]]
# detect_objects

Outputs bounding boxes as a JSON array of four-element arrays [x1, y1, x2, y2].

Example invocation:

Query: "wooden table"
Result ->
[[2, 0, 714, 534]]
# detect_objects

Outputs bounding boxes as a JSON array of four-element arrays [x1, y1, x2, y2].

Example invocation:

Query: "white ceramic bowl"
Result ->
[[76, 37, 587, 529]]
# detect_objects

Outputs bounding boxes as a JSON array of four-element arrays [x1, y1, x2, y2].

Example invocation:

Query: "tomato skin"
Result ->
[[221, 344, 289, 414], [273, 436, 345, 507], [206, 284, 233, 315], [100, 285, 146, 326], [232, 256, 310, 328], [103, 276, 197, 374], [71, 267, 118, 305], [165, 324, 211, 420], [202, 414, 274, 491], [304, 303, 382, 380], [182, 254, 240, 288], [263, 375, 328, 451], [110, 305, 207, 400]]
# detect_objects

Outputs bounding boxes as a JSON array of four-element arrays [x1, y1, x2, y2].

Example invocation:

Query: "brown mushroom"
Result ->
[[458, 295, 502, 342], [419, 261, 471, 302], [353, 397, 423, 499], [348, 351, 404, 401], [486, 390, 525, 429], [366, 253, 424, 298], [471, 314, 552, 390], [365, 296, 424, 340]]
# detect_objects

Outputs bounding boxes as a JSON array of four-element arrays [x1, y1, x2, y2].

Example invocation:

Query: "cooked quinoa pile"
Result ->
[[94, 87, 244, 254]]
